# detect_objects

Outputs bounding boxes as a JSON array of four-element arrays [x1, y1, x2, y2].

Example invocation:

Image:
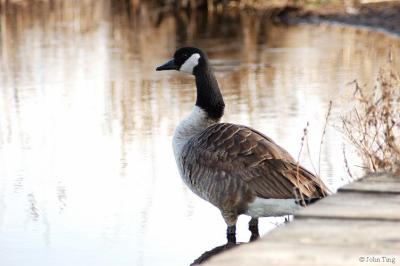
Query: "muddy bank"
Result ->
[[2, 0, 399, 35], [275, 2, 400, 36], [153, 1, 400, 36], [152, 0, 400, 36]]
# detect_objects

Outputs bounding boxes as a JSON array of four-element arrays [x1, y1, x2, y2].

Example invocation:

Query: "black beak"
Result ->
[[156, 59, 177, 71]]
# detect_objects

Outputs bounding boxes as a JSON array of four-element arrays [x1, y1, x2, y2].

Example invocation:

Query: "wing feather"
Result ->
[[182, 123, 329, 200]]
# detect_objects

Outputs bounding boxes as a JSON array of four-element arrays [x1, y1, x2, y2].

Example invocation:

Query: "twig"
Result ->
[[318, 101, 332, 177]]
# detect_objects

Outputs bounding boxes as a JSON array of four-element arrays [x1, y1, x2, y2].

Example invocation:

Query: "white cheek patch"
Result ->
[[180, 53, 201, 74]]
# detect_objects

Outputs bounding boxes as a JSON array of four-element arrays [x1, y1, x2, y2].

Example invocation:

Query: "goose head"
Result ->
[[156, 47, 207, 75], [156, 47, 224, 120]]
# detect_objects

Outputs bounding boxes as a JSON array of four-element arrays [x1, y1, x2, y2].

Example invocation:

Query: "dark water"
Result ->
[[0, 1, 399, 266]]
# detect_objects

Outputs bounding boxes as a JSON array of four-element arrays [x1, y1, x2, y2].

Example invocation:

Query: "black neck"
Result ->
[[194, 66, 225, 120]]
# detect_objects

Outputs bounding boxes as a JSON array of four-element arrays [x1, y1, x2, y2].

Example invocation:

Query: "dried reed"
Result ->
[[341, 67, 400, 176], [294, 101, 333, 205]]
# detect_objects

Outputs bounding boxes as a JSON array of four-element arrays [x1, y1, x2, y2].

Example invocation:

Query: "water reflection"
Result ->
[[27, 193, 39, 221], [57, 184, 67, 212], [0, 1, 400, 266]]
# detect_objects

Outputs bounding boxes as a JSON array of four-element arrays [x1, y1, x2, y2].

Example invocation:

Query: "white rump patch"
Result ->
[[246, 197, 300, 218], [180, 53, 201, 74]]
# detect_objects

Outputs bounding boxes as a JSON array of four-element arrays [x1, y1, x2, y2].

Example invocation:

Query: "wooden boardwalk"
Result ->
[[203, 173, 400, 266]]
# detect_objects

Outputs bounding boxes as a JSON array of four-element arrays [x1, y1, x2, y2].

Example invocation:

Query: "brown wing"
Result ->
[[181, 123, 329, 200]]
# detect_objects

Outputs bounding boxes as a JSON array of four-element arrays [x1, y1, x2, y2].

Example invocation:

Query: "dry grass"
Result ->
[[342, 66, 400, 176], [294, 101, 333, 205]]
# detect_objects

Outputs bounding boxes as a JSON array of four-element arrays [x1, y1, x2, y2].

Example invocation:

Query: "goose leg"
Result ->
[[248, 217, 259, 241], [222, 211, 238, 244], [226, 225, 236, 244]]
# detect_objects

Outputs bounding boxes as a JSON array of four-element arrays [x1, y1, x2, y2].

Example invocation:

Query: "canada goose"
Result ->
[[156, 47, 329, 243]]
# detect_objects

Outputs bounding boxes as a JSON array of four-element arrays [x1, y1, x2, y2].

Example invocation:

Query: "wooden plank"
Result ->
[[263, 218, 400, 247], [360, 174, 400, 183], [340, 181, 400, 193], [204, 242, 399, 266], [339, 174, 400, 194], [203, 219, 400, 266], [202, 174, 400, 266], [295, 192, 400, 221]]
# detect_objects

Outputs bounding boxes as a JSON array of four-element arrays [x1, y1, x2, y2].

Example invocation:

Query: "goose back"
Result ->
[[180, 123, 329, 211]]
